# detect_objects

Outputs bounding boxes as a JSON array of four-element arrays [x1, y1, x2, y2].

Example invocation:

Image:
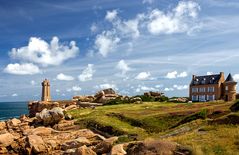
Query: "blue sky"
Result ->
[[1, 0, 239, 101]]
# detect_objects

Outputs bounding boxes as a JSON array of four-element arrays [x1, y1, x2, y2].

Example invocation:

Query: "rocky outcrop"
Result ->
[[130, 97, 143, 104], [73, 95, 95, 103], [28, 100, 77, 117], [94, 88, 119, 103], [35, 107, 65, 126]]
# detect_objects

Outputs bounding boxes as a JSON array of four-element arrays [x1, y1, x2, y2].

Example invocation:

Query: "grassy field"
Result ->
[[68, 101, 239, 154]]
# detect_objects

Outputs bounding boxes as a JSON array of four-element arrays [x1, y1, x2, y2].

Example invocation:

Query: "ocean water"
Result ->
[[0, 101, 28, 121]]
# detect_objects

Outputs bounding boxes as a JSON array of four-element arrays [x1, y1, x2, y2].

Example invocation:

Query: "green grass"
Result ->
[[68, 101, 233, 140]]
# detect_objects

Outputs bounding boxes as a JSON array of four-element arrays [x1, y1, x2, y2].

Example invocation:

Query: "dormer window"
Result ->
[[201, 78, 206, 84], [210, 77, 215, 84], [194, 79, 199, 85]]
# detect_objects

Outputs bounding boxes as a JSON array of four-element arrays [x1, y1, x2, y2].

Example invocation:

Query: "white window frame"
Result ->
[[199, 95, 206, 101], [192, 95, 198, 101], [208, 87, 214, 92], [192, 87, 198, 93], [199, 87, 205, 92]]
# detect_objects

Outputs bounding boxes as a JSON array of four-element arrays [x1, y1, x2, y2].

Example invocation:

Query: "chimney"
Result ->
[[220, 72, 224, 78], [192, 75, 196, 80]]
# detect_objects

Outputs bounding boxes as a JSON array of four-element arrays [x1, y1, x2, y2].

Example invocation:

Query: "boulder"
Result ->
[[92, 141, 112, 154], [61, 137, 91, 151], [125, 140, 192, 155], [94, 88, 118, 103], [0, 122, 6, 131], [0, 132, 15, 147], [23, 127, 53, 136], [130, 97, 142, 104], [65, 105, 78, 111], [27, 135, 47, 154], [73, 96, 95, 103], [36, 107, 64, 126], [75, 145, 96, 155], [111, 144, 127, 155], [7, 118, 21, 127], [230, 101, 239, 112]]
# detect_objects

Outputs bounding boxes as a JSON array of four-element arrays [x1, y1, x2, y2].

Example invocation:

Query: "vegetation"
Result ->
[[68, 101, 239, 154]]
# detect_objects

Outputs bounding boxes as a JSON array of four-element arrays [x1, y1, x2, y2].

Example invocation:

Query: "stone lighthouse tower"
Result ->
[[41, 79, 51, 101], [224, 73, 237, 101]]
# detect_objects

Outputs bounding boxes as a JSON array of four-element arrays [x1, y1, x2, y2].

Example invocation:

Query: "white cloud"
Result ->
[[56, 89, 60, 93], [136, 85, 158, 92], [233, 74, 239, 81], [155, 84, 163, 88], [67, 86, 81, 92], [207, 72, 213, 75], [165, 71, 188, 79], [177, 71, 188, 78], [4, 63, 41, 75], [72, 86, 81, 91], [105, 10, 118, 21], [90, 23, 98, 33], [95, 31, 120, 57], [147, 1, 200, 35], [56, 73, 74, 81], [173, 84, 188, 90], [31, 80, 36, 85], [98, 83, 117, 90], [116, 60, 130, 75], [165, 71, 178, 79], [142, 0, 154, 4], [135, 72, 151, 80], [78, 64, 95, 82], [9, 36, 79, 66], [164, 88, 174, 92], [12, 93, 18, 97]]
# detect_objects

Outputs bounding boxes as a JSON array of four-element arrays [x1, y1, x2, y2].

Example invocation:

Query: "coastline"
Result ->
[[0, 101, 28, 121]]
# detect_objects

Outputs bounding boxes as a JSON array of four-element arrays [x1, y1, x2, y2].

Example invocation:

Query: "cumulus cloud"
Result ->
[[147, 1, 200, 35], [165, 71, 178, 79], [116, 60, 130, 75], [95, 31, 120, 57], [98, 83, 117, 90], [142, 0, 154, 4], [135, 72, 151, 80], [173, 84, 188, 90], [56, 73, 74, 81], [136, 85, 157, 92], [207, 72, 213, 75], [12, 93, 18, 97], [67, 86, 81, 92], [164, 88, 174, 92], [78, 64, 94, 82], [4, 63, 41, 75], [9, 36, 79, 66], [31, 80, 36, 85], [233, 74, 239, 81], [165, 71, 188, 79], [90, 23, 98, 33], [105, 10, 118, 21], [177, 71, 188, 78]]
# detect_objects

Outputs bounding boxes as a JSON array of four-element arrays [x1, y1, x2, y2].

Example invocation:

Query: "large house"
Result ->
[[189, 72, 237, 102]]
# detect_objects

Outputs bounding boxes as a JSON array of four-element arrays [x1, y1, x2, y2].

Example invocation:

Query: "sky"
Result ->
[[0, 0, 239, 102]]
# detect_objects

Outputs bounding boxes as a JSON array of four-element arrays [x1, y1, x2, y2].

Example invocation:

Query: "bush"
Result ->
[[105, 97, 130, 105]]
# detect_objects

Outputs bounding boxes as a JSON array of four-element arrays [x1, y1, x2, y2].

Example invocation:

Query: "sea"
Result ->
[[0, 101, 28, 121]]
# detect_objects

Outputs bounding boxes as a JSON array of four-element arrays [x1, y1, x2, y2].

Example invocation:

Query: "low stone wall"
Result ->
[[28, 100, 76, 117]]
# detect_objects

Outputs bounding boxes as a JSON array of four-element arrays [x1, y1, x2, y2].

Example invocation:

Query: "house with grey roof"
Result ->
[[189, 72, 237, 102]]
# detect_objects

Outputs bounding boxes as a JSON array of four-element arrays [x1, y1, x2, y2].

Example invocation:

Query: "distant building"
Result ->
[[41, 79, 51, 101], [189, 72, 237, 102]]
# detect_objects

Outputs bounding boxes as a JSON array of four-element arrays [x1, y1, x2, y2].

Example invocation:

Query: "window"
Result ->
[[192, 95, 198, 101], [199, 87, 205, 92], [208, 87, 214, 92], [207, 95, 215, 101], [199, 95, 206, 101], [225, 86, 228, 91], [192, 88, 198, 93]]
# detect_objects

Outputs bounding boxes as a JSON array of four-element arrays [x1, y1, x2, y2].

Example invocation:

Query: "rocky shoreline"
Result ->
[[0, 102, 193, 155]]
